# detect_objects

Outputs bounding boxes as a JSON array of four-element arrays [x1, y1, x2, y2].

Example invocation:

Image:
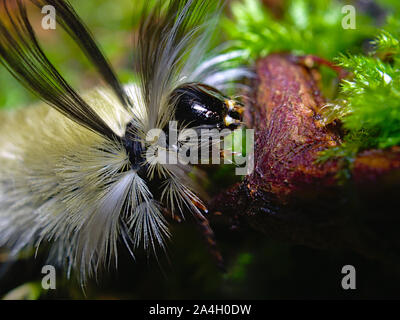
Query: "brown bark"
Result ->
[[210, 54, 400, 266]]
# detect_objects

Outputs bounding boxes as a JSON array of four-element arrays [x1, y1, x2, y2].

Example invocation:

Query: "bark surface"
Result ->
[[210, 54, 400, 266]]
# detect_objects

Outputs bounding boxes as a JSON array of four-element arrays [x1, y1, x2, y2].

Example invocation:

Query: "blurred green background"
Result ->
[[0, 0, 137, 110]]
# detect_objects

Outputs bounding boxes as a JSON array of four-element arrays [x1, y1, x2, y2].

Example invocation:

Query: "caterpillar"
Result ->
[[0, 0, 248, 282]]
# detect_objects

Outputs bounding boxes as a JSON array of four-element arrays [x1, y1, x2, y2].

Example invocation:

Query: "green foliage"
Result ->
[[2, 282, 42, 300], [0, 72, 34, 110], [316, 130, 374, 182], [223, 0, 374, 61], [376, 0, 400, 14], [319, 17, 400, 166], [223, 253, 253, 282], [224, 0, 400, 170]]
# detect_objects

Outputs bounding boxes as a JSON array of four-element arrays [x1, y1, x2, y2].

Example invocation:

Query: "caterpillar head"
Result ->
[[171, 83, 244, 130]]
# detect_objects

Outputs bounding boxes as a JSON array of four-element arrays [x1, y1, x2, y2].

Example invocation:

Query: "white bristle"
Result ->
[[0, 0, 247, 283]]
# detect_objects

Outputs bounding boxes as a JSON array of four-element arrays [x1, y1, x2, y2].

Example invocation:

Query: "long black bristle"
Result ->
[[32, 0, 133, 111], [0, 0, 117, 140]]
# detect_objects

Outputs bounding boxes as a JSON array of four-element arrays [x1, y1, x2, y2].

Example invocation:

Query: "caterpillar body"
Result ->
[[0, 0, 247, 282]]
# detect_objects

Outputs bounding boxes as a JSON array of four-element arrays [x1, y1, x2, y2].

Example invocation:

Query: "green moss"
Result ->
[[223, 0, 400, 176], [319, 17, 400, 168]]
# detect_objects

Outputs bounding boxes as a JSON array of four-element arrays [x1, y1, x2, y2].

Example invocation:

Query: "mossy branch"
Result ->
[[210, 54, 400, 266]]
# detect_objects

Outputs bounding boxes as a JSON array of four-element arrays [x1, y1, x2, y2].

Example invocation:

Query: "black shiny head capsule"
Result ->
[[123, 83, 244, 171], [170, 83, 243, 130]]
